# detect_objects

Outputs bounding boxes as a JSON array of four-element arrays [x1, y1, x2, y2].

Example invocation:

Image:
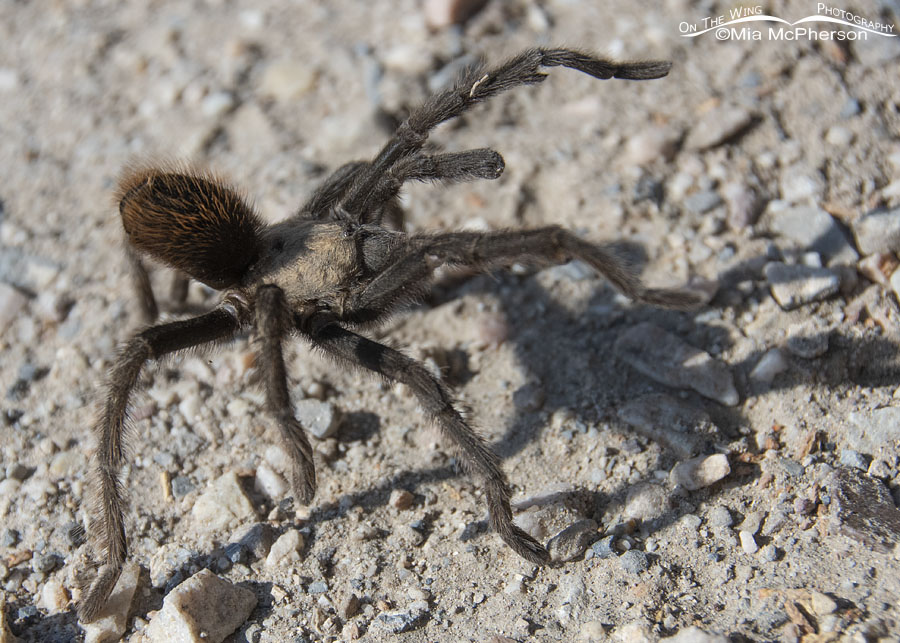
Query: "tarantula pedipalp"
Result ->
[[79, 47, 702, 622]]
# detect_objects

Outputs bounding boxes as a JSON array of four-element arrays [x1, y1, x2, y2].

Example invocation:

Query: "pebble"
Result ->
[[811, 592, 838, 616], [547, 519, 599, 562], [749, 348, 788, 385], [619, 550, 649, 574], [683, 190, 723, 215], [143, 569, 257, 643], [617, 394, 718, 459], [373, 602, 428, 633], [339, 593, 360, 619], [707, 506, 733, 528], [623, 483, 670, 522], [231, 522, 274, 561], [766, 205, 858, 265], [259, 61, 317, 101], [171, 476, 195, 498], [685, 105, 755, 150], [827, 468, 900, 553], [0, 283, 27, 335], [825, 125, 854, 146], [295, 399, 339, 439], [591, 535, 616, 560], [191, 471, 257, 531], [265, 529, 305, 568], [254, 464, 288, 500], [389, 488, 414, 510], [852, 207, 900, 255], [785, 324, 829, 359], [201, 91, 235, 118], [764, 262, 841, 310], [31, 553, 60, 574], [621, 127, 680, 166], [423, 0, 489, 28], [739, 531, 758, 554], [839, 449, 869, 471], [149, 545, 195, 588], [82, 562, 140, 643], [779, 168, 825, 203], [660, 626, 730, 642], [307, 580, 328, 594], [670, 454, 731, 491], [615, 323, 739, 406], [845, 407, 900, 455], [48, 450, 85, 478], [38, 578, 68, 613], [1, 529, 19, 548], [722, 182, 761, 229]]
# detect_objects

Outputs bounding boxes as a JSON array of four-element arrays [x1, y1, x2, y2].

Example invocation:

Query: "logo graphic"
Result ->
[[679, 3, 896, 41]]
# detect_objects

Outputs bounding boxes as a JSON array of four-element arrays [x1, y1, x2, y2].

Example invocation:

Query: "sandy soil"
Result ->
[[1, 1, 899, 641]]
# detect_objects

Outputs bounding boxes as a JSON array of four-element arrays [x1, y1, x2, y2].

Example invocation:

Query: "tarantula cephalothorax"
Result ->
[[79, 48, 702, 621]]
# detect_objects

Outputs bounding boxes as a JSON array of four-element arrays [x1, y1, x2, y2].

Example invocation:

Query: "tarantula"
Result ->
[[79, 47, 701, 621]]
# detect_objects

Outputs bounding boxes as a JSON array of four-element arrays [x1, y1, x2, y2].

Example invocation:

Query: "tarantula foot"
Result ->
[[291, 466, 317, 505], [78, 563, 123, 623], [504, 525, 551, 565]]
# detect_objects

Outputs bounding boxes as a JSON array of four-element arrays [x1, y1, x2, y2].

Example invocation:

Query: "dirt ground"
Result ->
[[1, 1, 900, 641]]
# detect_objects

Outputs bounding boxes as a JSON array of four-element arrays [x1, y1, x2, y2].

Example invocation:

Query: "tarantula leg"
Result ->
[[78, 307, 240, 623], [300, 160, 369, 219], [354, 149, 505, 225], [347, 226, 702, 324], [255, 285, 317, 504], [126, 248, 158, 324], [305, 323, 549, 564], [340, 47, 670, 217]]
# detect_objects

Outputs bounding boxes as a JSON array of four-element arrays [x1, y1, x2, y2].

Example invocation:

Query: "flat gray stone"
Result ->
[[764, 262, 840, 310], [767, 206, 858, 265], [615, 323, 739, 406], [617, 394, 719, 458]]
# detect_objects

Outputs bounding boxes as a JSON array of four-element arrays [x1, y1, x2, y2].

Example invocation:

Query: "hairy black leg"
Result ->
[[255, 285, 317, 505], [340, 48, 670, 217], [304, 322, 549, 564], [78, 307, 240, 623], [126, 248, 158, 324], [355, 149, 505, 225], [347, 227, 702, 324], [300, 160, 368, 219]]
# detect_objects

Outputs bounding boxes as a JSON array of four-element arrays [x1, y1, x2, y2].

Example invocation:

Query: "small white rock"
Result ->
[[38, 579, 69, 613], [0, 283, 28, 336], [254, 464, 288, 500], [259, 61, 317, 101], [143, 569, 257, 643], [265, 529, 305, 569], [739, 530, 758, 554], [749, 348, 788, 385], [191, 471, 257, 532], [82, 561, 141, 643], [670, 454, 731, 491]]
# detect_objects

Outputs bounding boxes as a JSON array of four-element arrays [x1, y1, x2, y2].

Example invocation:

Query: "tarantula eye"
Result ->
[[117, 167, 263, 289]]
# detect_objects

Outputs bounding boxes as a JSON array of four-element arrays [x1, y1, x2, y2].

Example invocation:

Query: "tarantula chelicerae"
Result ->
[[79, 47, 702, 621]]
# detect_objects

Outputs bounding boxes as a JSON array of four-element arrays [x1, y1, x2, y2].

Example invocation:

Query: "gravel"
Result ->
[[2, 2, 899, 641]]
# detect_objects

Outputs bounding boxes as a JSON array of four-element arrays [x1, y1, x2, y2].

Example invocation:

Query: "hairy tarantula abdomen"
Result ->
[[118, 167, 264, 289]]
